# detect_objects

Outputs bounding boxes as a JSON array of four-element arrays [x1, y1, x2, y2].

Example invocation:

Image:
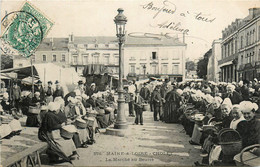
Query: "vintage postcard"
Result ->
[[0, 0, 260, 166]]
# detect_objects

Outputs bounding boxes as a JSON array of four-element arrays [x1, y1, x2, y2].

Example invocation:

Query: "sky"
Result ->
[[1, 0, 259, 60]]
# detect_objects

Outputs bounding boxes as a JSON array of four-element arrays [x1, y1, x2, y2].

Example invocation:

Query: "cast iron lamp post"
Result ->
[[114, 8, 128, 129]]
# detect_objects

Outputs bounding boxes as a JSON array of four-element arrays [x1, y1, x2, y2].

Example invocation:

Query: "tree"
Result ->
[[196, 49, 212, 79], [1, 55, 13, 70], [186, 61, 195, 72]]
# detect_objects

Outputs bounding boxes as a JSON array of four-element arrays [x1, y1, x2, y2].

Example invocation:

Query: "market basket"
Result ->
[[61, 125, 77, 139], [28, 106, 41, 114], [218, 128, 242, 156], [86, 117, 95, 127], [142, 104, 150, 111], [75, 118, 87, 129]]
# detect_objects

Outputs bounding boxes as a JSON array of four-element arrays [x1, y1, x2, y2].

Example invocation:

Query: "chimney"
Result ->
[[50, 37, 54, 47], [69, 33, 74, 43], [249, 8, 260, 18]]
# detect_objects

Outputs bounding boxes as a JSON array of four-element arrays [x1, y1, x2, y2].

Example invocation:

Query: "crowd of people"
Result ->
[[1, 76, 260, 165], [131, 78, 260, 166], [0, 79, 117, 163]]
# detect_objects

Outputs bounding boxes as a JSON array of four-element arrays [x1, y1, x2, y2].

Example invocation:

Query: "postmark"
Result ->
[[1, 2, 53, 57]]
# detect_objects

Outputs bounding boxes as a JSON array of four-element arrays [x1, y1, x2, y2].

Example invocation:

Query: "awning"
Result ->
[[219, 61, 233, 68]]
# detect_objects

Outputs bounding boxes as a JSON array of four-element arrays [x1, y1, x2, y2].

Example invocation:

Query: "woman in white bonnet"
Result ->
[[230, 104, 246, 130]]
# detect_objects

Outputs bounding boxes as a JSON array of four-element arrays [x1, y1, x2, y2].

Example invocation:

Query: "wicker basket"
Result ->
[[86, 117, 95, 127], [61, 125, 77, 139], [75, 119, 87, 129], [28, 106, 41, 114], [96, 108, 105, 115], [86, 112, 97, 117], [221, 141, 242, 156], [218, 128, 242, 156], [142, 104, 149, 111]]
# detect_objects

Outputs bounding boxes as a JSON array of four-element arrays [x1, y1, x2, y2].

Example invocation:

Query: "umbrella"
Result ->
[[41, 132, 73, 164]]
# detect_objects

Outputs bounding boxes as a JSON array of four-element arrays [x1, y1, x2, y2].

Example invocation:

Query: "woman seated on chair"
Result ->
[[39, 102, 77, 163], [239, 101, 260, 155]]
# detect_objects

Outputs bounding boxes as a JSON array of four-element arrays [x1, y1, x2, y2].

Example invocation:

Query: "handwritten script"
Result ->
[[141, 0, 216, 23], [140, 0, 216, 36], [142, 0, 177, 19]]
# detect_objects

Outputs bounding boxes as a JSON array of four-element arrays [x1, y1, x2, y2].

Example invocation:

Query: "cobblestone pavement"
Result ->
[[45, 110, 201, 166]]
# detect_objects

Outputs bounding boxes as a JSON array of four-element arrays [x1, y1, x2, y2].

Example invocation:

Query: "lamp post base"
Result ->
[[114, 122, 128, 129], [105, 127, 129, 137]]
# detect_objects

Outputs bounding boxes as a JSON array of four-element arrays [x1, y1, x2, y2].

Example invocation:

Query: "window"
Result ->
[[42, 55, 46, 62], [172, 64, 179, 74], [114, 55, 119, 64], [104, 56, 109, 64], [241, 55, 243, 64], [52, 55, 56, 62], [95, 44, 98, 48], [162, 64, 168, 74], [105, 44, 109, 48], [151, 64, 158, 74], [152, 52, 157, 59], [18, 63, 23, 67], [84, 44, 88, 48], [235, 40, 237, 53], [93, 56, 99, 64], [83, 55, 88, 64], [73, 55, 78, 64], [130, 65, 135, 73], [246, 33, 249, 46], [241, 36, 243, 48], [231, 42, 233, 55], [61, 54, 65, 62], [74, 44, 77, 48], [259, 26, 260, 40]]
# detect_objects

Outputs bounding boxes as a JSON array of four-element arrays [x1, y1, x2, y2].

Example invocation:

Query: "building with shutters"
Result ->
[[219, 8, 260, 82], [13, 34, 186, 81]]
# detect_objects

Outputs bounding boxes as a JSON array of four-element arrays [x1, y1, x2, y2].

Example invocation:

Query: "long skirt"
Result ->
[[47, 130, 77, 157], [77, 128, 89, 144], [164, 103, 179, 123]]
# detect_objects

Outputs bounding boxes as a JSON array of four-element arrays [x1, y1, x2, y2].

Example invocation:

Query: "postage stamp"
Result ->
[[1, 2, 53, 57]]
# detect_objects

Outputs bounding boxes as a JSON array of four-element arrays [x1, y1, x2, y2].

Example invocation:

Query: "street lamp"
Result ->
[[113, 8, 128, 129], [143, 65, 146, 79]]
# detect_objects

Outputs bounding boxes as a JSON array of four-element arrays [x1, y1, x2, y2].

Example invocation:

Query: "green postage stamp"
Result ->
[[1, 2, 53, 57]]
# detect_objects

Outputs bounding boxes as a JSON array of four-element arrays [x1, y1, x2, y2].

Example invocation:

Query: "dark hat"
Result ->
[[78, 80, 83, 85], [48, 81, 52, 84], [36, 80, 42, 84], [55, 80, 60, 84], [143, 82, 148, 85]]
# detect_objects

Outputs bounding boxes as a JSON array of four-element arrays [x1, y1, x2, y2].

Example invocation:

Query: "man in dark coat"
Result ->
[[140, 83, 150, 102], [53, 80, 64, 100], [11, 81, 21, 111], [152, 85, 162, 121], [225, 84, 242, 104], [134, 90, 145, 125], [35, 80, 45, 102]]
